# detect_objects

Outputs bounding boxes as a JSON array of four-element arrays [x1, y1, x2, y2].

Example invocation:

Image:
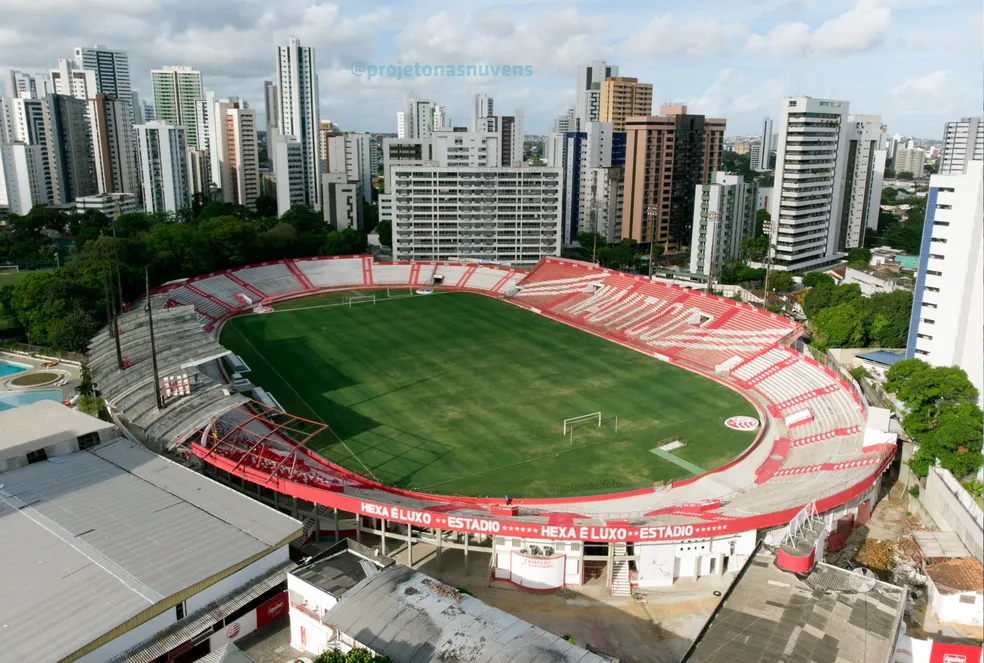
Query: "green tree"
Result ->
[[803, 272, 834, 288], [897, 171, 914, 180], [197, 216, 260, 270], [576, 232, 605, 262], [362, 201, 379, 233], [863, 290, 912, 348], [768, 271, 794, 293], [847, 247, 872, 268], [315, 649, 391, 663], [884, 167, 896, 179], [802, 283, 862, 319], [811, 302, 868, 347], [375, 220, 392, 248], [254, 194, 278, 220], [881, 187, 897, 204], [77, 395, 105, 417]]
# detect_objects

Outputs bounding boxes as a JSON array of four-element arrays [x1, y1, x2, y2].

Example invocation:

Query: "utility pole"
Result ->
[[762, 239, 774, 311], [105, 269, 124, 371], [645, 204, 659, 279], [112, 202, 124, 314], [706, 211, 721, 295], [146, 268, 163, 410]]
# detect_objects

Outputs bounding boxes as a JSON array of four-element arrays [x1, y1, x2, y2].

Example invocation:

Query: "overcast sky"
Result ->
[[1, 0, 980, 138]]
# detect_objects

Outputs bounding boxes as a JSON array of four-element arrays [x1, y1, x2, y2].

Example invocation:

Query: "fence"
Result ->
[[1, 342, 85, 365], [792, 340, 870, 409]]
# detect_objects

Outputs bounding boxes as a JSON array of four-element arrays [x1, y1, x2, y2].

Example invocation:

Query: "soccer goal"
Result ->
[[563, 412, 618, 443], [349, 294, 377, 307]]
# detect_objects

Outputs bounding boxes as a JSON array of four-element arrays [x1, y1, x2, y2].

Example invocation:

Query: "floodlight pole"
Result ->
[[112, 208, 123, 314], [146, 268, 163, 410], [106, 269, 124, 371]]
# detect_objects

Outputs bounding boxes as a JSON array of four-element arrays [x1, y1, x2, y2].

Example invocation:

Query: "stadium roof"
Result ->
[[321, 565, 608, 662], [0, 438, 301, 663], [856, 350, 907, 367], [0, 400, 116, 459], [684, 547, 906, 663]]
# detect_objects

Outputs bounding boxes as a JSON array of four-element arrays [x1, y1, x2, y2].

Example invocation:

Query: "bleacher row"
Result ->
[[512, 257, 798, 369], [149, 257, 527, 332], [511, 258, 890, 513], [147, 255, 889, 533]]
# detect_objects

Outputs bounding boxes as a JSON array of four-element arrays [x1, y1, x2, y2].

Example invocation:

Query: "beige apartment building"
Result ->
[[599, 77, 653, 131], [621, 105, 726, 250]]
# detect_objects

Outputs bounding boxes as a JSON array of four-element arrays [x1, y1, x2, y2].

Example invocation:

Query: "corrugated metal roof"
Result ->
[[321, 566, 608, 662], [0, 438, 301, 663]]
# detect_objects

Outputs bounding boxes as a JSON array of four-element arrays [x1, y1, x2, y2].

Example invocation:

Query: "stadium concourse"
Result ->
[[90, 255, 899, 595]]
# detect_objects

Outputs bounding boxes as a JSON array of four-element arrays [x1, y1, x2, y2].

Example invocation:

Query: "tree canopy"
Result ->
[[847, 247, 872, 268], [885, 359, 983, 478], [315, 649, 391, 663], [803, 283, 911, 349], [802, 271, 835, 288], [0, 202, 370, 352]]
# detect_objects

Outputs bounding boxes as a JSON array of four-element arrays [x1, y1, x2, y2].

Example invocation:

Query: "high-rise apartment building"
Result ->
[[136, 121, 191, 213], [194, 90, 220, 195], [50, 59, 97, 101], [838, 114, 886, 248], [599, 77, 652, 131], [756, 117, 774, 171], [906, 160, 983, 402], [272, 134, 305, 216], [553, 107, 575, 134], [433, 105, 450, 131], [151, 66, 204, 149], [1, 97, 50, 200], [498, 111, 524, 168], [938, 117, 984, 175], [263, 80, 279, 167], [621, 105, 726, 249], [325, 132, 372, 205], [224, 107, 259, 209], [895, 147, 925, 176], [471, 94, 493, 132], [4, 70, 40, 99], [0, 142, 48, 214], [74, 46, 131, 103], [400, 93, 436, 140], [42, 94, 97, 204], [769, 96, 850, 271], [276, 37, 321, 210], [749, 143, 762, 172], [690, 172, 757, 277], [389, 166, 561, 265], [561, 122, 614, 245], [574, 61, 618, 130], [88, 94, 139, 196], [319, 120, 341, 167], [322, 172, 363, 230]]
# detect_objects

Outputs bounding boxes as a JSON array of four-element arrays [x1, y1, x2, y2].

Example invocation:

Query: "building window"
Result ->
[[926, 286, 939, 292], [915, 349, 929, 356], [936, 204, 952, 210], [929, 254, 944, 260], [930, 237, 947, 243], [26, 448, 48, 464], [958, 594, 977, 605], [934, 221, 950, 227], [921, 318, 935, 325], [926, 270, 942, 276], [176, 601, 186, 620], [917, 334, 933, 340], [923, 302, 937, 309]]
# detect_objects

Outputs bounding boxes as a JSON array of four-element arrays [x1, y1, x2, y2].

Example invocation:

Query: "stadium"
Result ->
[[89, 255, 899, 594]]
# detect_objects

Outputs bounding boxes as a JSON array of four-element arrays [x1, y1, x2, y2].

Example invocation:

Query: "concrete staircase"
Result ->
[[611, 542, 631, 596]]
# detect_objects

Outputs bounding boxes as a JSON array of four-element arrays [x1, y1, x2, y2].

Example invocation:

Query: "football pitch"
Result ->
[[220, 291, 759, 498]]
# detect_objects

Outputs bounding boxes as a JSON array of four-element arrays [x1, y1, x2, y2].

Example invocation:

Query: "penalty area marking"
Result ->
[[648, 447, 705, 477], [226, 325, 375, 479]]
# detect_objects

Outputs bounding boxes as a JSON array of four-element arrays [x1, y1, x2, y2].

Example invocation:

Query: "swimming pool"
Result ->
[[0, 389, 64, 411], [0, 360, 28, 378]]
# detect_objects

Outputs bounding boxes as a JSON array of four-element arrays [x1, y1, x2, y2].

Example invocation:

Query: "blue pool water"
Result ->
[[0, 390, 64, 411], [0, 360, 28, 378]]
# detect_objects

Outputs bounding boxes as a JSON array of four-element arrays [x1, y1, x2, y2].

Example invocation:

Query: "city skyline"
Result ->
[[0, 0, 980, 139]]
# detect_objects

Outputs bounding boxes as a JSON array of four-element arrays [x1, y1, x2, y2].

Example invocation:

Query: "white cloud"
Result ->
[[689, 68, 793, 118], [746, 0, 892, 56], [889, 69, 954, 97], [622, 16, 746, 59]]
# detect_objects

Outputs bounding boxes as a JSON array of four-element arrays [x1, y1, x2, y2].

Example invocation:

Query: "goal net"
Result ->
[[0, 265, 19, 273], [563, 412, 601, 435], [349, 294, 377, 307]]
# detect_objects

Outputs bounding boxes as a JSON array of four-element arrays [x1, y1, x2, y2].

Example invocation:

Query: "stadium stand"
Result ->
[[94, 255, 894, 594]]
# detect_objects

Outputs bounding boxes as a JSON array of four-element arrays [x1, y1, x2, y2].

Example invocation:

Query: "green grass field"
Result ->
[[220, 292, 758, 498]]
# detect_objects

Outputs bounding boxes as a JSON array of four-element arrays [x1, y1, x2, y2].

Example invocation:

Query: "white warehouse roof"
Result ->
[[0, 400, 116, 460], [0, 438, 302, 663]]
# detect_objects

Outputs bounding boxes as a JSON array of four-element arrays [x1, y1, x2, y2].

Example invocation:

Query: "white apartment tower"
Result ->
[[563, 121, 613, 244], [4, 70, 39, 99], [50, 59, 97, 101], [756, 117, 773, 171], [390, 166, 561, 265], [574, 61, 618, 130], [939, 117, 984, 175], [0, 143, 48, 214], [276, 37, 321, 210], [906, 160, 983, 402], [433, 105, 450, 131], [151, 66, 204, 149], [136, 121, 191, 213], [325, 133, 372, 205], [839, 114, 886, 248], [690, 172, 757, 277], [401, 93, 435, 140], [472, 94, 494, 132], [895, 147, 926, 176], [769, 96, 851, 271], [272, 134, 306, 216], [194, 90, 220, 194]]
